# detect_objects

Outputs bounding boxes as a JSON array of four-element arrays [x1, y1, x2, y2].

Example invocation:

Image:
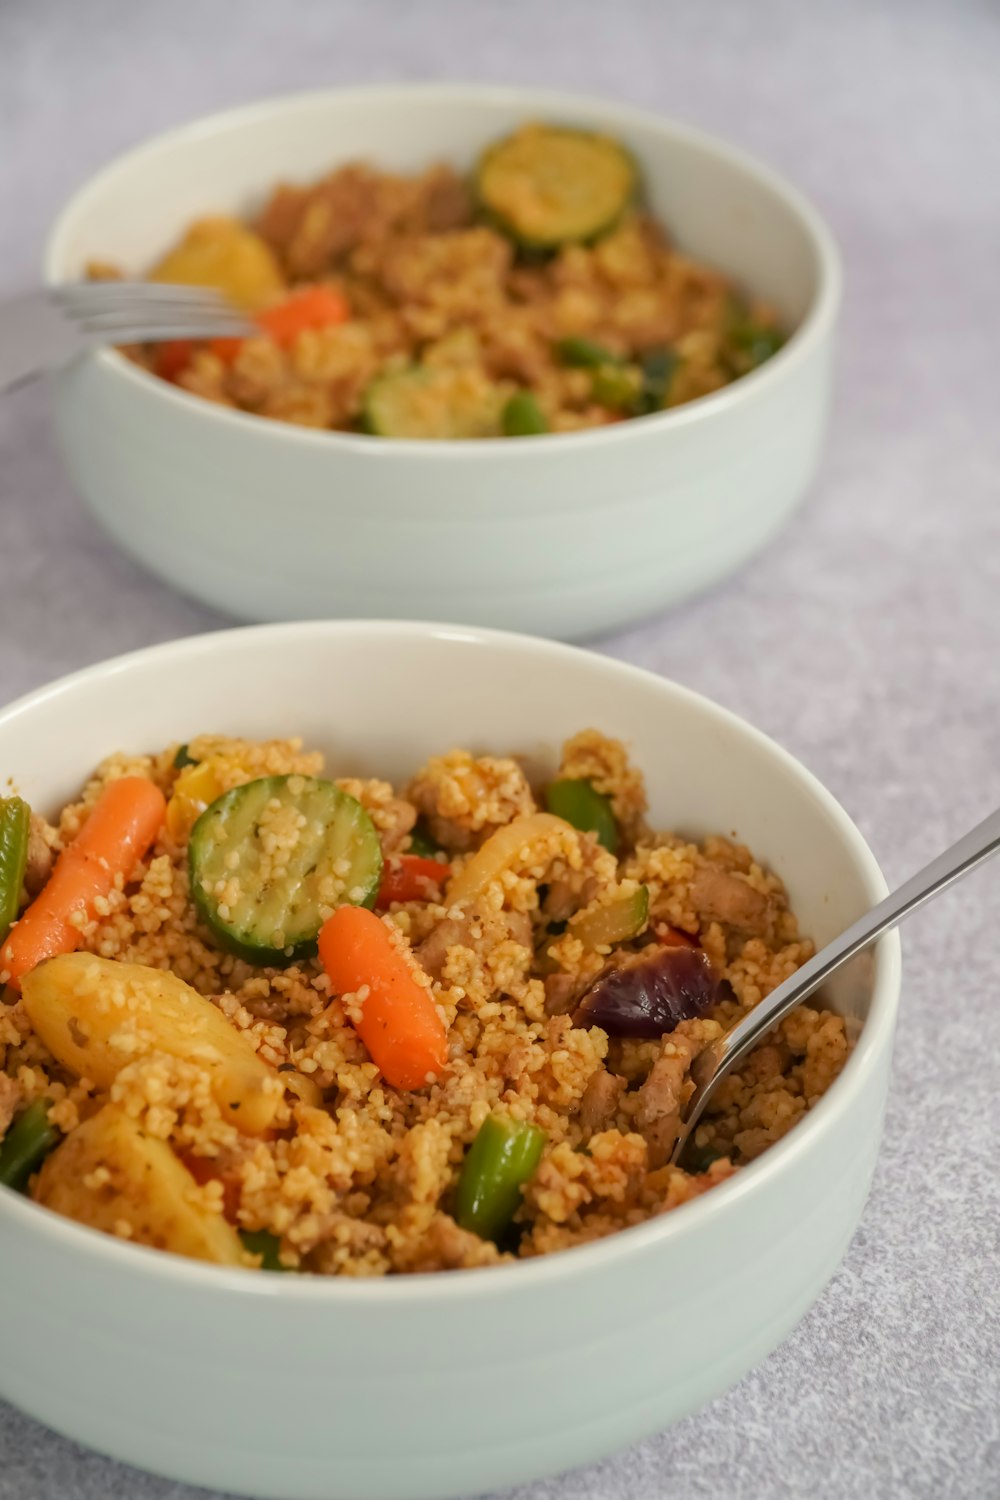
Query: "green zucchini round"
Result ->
[[188, 775, 383, 965], [476, 124, 637, 250], [364, 365, 507, 440]]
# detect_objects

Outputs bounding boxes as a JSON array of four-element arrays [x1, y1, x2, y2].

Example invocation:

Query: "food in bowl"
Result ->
[[51, 89, 838, 637], [92, 123, 785, 438], [0, 724, 848, 1275]]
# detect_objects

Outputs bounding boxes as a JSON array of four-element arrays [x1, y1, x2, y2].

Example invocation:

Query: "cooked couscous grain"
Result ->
[[0, 730, 847, 1273], [92, 123, 785, 438]]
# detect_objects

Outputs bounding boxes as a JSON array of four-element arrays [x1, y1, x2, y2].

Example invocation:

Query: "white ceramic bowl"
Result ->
[[46, 86, 841, 640], [0, 621, 897, 1499]]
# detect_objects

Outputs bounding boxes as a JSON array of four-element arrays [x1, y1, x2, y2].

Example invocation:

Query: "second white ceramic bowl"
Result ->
[[0, 621, 896, 1500], [47, 85, 840, 639]]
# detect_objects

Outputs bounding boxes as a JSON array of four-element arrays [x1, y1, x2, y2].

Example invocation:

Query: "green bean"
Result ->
[[556, 336, 620, 369], [0, 1099, 60, 1192], [634, 347, 678, 414], [502, 392, 548, 436], [734, 324, 785, 366], [0, 796, 30, 947], [591, 364, 642, 410], [455, 1113, 546, 1243], [239, 1228, 290, 1271], [726, 301, 786, 373]]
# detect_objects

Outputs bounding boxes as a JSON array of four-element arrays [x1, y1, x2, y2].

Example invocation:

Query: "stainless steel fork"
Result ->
[[671, 802, 1000, 1165], [0, 283, 253, 395]]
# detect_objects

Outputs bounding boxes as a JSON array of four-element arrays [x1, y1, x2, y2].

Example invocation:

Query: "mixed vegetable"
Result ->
[[103, 121, 786, 439], [188, 774, 383, 963], [455, 1114, 547, 1244], [1, 778, 165, 989], [318, 905, 449, 1091], [0, 797, 29, 946], [0, 741, 731, 1272], [476, 124, 636, 249], [0, 1098, 59, 1192]]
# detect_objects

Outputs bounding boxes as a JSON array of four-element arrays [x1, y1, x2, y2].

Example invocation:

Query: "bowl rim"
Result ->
[[45, 81, 843, 459], [0, 619, 900, 1301]]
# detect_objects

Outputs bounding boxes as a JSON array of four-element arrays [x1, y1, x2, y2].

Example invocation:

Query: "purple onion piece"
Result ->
[[573, 946, 718, 1038]]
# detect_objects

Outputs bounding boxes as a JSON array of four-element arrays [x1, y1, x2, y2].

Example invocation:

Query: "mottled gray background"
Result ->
[[1, 0, 998, 1496]]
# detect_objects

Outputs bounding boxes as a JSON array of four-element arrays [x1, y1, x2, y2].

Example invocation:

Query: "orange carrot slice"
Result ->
[[257, 286, 349, 347], [208, 337, 244, 364], [1, 777, 166, 989], [318, 906, 447, 1091]]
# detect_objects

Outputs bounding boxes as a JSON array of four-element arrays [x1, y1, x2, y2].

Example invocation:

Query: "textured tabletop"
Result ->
[[1, 1, 999, 1496]]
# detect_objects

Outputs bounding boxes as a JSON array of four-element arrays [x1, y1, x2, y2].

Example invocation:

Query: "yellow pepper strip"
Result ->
[[446, 813, 574, 908], [165, 759, 227, 842]]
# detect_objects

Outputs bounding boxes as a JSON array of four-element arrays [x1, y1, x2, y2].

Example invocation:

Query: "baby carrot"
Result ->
[[208, 337, 244, 364], [205, 289, 349, 367], [1, 777, 166, 989], [318, 906, 448, 1091], [257, 286, 350, 347]]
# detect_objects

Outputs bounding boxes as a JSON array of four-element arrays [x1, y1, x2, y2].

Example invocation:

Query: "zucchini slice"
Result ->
[[189, 776, 382, 964], [477, 124, 637, 250], [364, 365, 507, 440]]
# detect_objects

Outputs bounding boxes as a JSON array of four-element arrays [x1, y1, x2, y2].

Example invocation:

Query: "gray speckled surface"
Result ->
[[1, 0, 999, 1495]]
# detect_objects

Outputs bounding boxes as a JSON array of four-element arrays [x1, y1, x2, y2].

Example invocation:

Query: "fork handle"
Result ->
[[0, 294, 80, 395], [0, 360, 56, 397]]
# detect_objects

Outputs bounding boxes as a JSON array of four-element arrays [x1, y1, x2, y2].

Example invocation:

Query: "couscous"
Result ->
[[0, 730, 846, 1274], [94, 123, 786, 438]]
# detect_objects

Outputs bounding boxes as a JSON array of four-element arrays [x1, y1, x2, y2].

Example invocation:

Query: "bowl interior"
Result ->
[[1, 623, 885, 1030], [48, 86, 825, 330]]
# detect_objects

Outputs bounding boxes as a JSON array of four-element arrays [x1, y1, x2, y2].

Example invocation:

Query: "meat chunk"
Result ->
[[254, 182, 310, 257], [543, 972, 579, 1017], [258, 164, 416, 279], [407, 750, 536, 853], [379, 229, 511, 315], [505, 911, 533, 951], [577, 1067, 625, 1134], [24, 813, 56, 896], [379, 798, 417, 855], [632, 1039, 697, 1168], [415, 917, 471, 980], [418, 165, 474, 233], [689, 865, 774, 938], [395, 1212, 505, 1273], [541, 873, 600, 926], [417, 909, 532, 982]]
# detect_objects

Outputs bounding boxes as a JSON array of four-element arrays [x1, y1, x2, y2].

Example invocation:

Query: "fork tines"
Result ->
[[52, 281, 252, 337]]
